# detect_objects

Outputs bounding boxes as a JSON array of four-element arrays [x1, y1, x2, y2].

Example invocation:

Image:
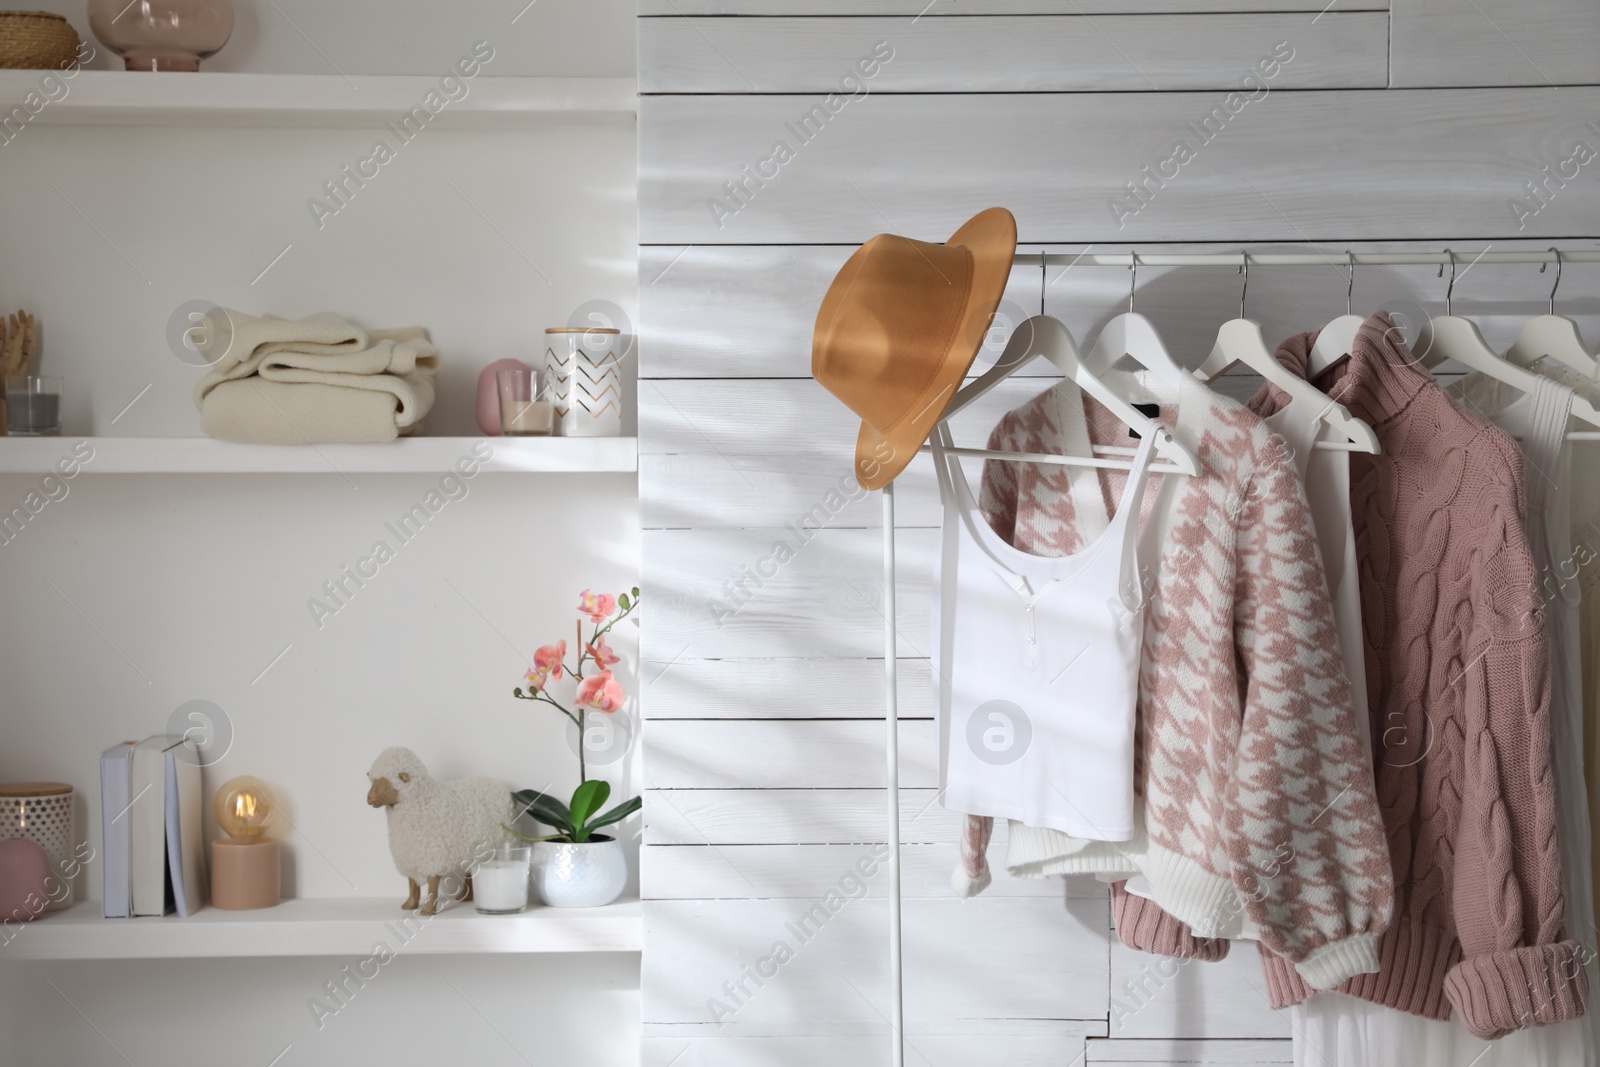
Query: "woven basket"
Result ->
[[0, 11, 79, 70]]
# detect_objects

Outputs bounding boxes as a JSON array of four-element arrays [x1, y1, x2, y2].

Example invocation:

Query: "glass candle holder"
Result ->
[[474, 845, 531, 914], [497, 367, 553, 437], [87, 0, 235, 72], [5, 376, 61, 436]]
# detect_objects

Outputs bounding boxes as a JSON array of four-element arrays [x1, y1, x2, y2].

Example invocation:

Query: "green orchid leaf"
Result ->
[[568, 779, 610, 831], [511, 789, 574, 834], [584, 795, 642, 833]]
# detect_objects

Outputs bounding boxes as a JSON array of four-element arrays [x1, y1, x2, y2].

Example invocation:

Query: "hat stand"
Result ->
[[882, 480, 905, 1067]]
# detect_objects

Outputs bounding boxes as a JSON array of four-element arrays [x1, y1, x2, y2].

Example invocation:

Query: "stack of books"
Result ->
[[98, 737, 206, 918]]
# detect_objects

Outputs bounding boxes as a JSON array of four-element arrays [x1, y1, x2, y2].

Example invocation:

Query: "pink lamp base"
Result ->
[[209, 839, 280, 910]]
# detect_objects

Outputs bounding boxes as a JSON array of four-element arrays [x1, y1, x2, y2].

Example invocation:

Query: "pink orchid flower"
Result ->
[[576, 670, 626, 713], [586, 634, 620, 668], [578, 589, 617, 623], [524, 639, 567, 691]]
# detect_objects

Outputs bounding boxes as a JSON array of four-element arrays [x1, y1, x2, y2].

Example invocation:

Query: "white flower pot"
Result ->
[[531, 835, 626, 908]]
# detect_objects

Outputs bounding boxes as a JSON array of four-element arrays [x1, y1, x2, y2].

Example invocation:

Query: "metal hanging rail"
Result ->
[[1013, 249, 1600, 268]]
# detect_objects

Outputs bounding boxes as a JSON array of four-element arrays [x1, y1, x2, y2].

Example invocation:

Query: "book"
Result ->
[[164, 740, 206, 917], [130, 735, 180, 917], [98, 741, 137, 919]]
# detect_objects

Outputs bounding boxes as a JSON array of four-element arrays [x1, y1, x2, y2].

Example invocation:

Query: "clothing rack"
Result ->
[[875, 246, 1600, 1067]]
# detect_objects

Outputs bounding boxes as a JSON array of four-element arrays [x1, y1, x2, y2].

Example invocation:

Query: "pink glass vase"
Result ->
[[88, 0, 235, 72]]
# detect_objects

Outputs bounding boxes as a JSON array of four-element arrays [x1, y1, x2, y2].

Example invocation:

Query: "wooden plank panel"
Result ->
[[638, 244, 1054, 379], [644, 1021, 1100, 1067], [639, 90, 1600, 244], [1107, 941, 1289, 1039], [640, 373, 1043, 459], [643, 787, 951, 844], [644, 1030, 1088, 1067], [641, 843, 1081, 898], [1392, 0, 1600, 87], [646, 719, 939, 788], [1087, 1038, 1293, 1063], [639, 375, 1048, 530], [643, 897, 1111, 1025], [642, 450, 939, 531], [643, 527, 936, 660], [639, 244, 1600, 378], [642, 1, 1384, 13], [642, 656, 934, 719], [641, 15, 1384, 93]]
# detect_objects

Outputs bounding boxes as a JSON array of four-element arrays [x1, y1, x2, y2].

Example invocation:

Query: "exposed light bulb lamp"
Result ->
[[208, 776, 281, 910]]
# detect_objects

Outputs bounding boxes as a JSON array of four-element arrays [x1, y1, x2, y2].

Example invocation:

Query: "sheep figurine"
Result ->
[[366, 747, 512, 916]]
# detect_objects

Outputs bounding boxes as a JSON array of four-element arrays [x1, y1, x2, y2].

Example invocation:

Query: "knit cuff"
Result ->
[[1444, 941, 1591, 1040], [1143, 842, 1239, 938], [1294, 933, 1379, 990], [1112, 882, 1229, 961]]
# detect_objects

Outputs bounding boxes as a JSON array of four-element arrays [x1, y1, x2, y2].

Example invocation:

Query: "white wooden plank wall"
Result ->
[[636, 3, 1600, 1064]]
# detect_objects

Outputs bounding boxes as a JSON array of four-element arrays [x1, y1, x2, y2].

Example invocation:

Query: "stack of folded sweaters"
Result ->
[[193, 311, 440, 444]]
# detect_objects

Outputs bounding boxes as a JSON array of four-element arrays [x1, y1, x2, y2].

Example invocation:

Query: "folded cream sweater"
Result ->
[[192, 310, 438, 443]]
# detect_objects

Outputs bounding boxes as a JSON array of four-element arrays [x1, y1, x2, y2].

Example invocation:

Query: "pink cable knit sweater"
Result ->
[[1112, 315, 1590, 1040], [967, 371, 1393, 990]]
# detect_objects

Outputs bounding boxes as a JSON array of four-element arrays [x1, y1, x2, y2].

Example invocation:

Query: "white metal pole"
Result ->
[[882, 479, 904, 1067]]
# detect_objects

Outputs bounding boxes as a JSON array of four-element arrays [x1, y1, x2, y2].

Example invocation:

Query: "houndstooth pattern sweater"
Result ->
[[1111, 316, 1590, 1040], [962, 370, 1392, 990]]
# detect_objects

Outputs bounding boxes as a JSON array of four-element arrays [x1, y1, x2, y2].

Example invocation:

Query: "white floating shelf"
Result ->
[[4, 898, 641, 960], [0, 72, 635, 128], [0, 436, 636, 474]]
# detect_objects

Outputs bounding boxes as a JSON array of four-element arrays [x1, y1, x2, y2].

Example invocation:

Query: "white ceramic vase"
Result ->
[[532, 835, 626, 908]]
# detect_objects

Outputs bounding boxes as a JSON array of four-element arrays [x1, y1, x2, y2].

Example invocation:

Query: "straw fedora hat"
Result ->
[[812, 207, 1017, 491]]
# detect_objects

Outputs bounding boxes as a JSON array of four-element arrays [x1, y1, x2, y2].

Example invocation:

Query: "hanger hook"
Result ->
[[1345, 250, 1355, 316], [1237, 251, 1249, 319], [1129, 250, 1137, 314], [1439, 249, 1457, 316], [1039, 249, 1046, 318], [1545, 247, 1562, 315]]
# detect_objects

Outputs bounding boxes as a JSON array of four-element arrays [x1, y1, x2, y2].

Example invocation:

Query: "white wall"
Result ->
[[0, 3, 641, 1064]]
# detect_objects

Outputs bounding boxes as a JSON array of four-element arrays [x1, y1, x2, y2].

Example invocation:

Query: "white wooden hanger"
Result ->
[[1505, 248, 1598, 378], [1192, 253, 1379, 454], [1308, 250, 1364, 376], [939, 314, 1199, 474], [1082, 252, 1191, 390], [1422, 249, 1600, 436], [935, 254, 1199, 474]]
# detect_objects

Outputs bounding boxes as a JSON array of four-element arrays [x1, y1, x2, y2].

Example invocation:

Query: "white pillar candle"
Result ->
[[475, 858, 530, 914], [500, 400, 553, 436]]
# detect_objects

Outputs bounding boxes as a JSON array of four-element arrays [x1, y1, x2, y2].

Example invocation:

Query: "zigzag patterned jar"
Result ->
[[544, 327, 623, 437]]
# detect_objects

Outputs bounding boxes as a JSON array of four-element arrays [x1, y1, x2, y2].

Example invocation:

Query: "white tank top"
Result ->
[[930, 406, 1157, 842]]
